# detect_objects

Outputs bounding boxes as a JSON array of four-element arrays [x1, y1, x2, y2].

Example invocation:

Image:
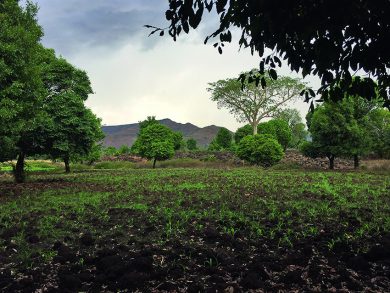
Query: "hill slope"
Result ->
[[102, 119, 227, 148]]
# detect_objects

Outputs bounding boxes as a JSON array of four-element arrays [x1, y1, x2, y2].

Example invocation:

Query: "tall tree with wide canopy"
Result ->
[[208, 73, 304, 134], [0, 0, 44, 182], [41, 49, 104, 173], [150, 0, 390, 108]]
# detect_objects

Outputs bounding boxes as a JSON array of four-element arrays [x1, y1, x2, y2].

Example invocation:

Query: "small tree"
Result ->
[[274, 109, 308, 148], [303, 98, 371, 169], [133, 123, 175, 168], [234, 125, 253, 144], [367, 108, 390, 159], [236, 134, 284, 167], [258, 119, 292, 151], [215, 127, 232, 150], [186, 138, 198, 150], [118, 145, 131, 155], [208, 72, 305, 134], [172, 131, 184, 150], [104, 146, 118, 156]]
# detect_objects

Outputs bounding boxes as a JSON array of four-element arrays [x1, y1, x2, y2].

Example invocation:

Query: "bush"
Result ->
[[258, 119, 292, 150], [236, 134, 284, 166]]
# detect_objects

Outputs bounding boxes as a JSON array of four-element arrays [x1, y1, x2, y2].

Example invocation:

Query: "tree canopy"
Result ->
[[302, 97, 377, 169], [0, 2, 103, 181], [208, 73, 304, 134], [132, 121, 176, 168], [152, 0, 390, 108]]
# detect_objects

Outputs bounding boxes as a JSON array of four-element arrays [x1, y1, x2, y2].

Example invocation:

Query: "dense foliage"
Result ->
[[258, 119, 292, 151], [154, 0, 390, 108], [0, 1, 103, 181], [208, 73, 304, 134], [302, 97, 380, 169], [234, 124, 253, 144], [274, 109, 308, 148], [236, 134, 284, 166], [132, 121, 176, 168], [186, 138, 198, 150]]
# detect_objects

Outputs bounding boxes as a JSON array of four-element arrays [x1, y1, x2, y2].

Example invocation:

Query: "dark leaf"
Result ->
[[261, 77, 267, 89], [269, 69, 277, 80], [274, 56, 282, 67], [216, 0, 228, 13], [205, 0, 213, 12], [182, 20, 189, 33]]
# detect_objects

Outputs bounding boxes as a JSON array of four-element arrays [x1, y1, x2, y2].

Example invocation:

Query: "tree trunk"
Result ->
[[252, 123, 258, 135], [14, 152, 26, 183], [353, 154, 359, 169], [64, 156, 70, 173], [328, 155, 335, 170], [153, 158, 157, 169]]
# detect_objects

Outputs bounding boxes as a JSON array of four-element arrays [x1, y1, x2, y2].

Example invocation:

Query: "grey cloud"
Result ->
[[35, 0, 169, 55]]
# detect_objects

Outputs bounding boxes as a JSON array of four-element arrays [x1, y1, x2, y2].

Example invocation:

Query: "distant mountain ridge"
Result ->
[[101, 118, 225, 148]]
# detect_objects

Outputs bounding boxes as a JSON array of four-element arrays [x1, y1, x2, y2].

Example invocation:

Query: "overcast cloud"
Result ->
[[34, 0, 319, 130]]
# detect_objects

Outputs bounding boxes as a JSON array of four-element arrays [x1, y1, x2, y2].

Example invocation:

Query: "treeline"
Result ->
[[0, 1, 103, 182]]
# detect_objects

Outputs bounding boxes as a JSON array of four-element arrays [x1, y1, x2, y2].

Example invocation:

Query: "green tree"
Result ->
[[133, 123, 175, 168], [118, 145, 131, 155], [46, 93, 104, 173], [367, 108, 390, 159], [303, 98, 372, 169], [41, 50, 104, 173], [172, 131, 184, 151], [258, 119, 292, 151], [186, 138, 198, 150], [236, 134, 284, 167], [234, 125, 253, 144], [0, 1, 44, 182], [103, 146, 118, 156], [207, 139, 221, 151], [153, 1, 390, 106], [208, 72, 304, 134], [215, 127, 232, 150], [274, 109, 308, 148], [139, 116, 159, 133]]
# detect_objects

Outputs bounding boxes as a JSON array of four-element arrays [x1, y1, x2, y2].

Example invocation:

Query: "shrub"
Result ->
[[236, 134, 284, 166], [258, 119, 292, 151]]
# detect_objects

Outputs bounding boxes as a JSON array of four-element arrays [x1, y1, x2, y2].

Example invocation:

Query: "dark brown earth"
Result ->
[[0, 171, 389, 292]]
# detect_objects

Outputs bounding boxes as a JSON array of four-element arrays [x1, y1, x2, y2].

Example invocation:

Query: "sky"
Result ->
[[34, 0, 320, 131]]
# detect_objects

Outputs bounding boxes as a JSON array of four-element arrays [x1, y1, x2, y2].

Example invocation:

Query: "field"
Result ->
[[0, 166, 389, 292]]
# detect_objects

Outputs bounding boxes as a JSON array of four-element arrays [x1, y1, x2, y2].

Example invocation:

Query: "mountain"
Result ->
[[101, 118, 227, 148]]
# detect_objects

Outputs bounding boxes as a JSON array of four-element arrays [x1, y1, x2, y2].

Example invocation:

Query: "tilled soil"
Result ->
[[0, 169, 389, 292]]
